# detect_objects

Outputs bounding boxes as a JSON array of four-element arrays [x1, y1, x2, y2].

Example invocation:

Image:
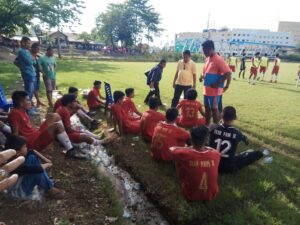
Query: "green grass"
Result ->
[[1, 59, 299, 225]]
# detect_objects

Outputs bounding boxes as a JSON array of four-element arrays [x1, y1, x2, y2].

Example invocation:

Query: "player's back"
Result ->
[[178, 99, 201, 126], [141, 110, 165, 141]]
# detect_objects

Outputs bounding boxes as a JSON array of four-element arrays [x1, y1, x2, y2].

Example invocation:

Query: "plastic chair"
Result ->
[[0, 84, 13, 112], [104, 82, 114, 114]]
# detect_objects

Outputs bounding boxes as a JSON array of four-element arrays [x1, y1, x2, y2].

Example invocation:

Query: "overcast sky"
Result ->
[[73, 0, 300, 46]]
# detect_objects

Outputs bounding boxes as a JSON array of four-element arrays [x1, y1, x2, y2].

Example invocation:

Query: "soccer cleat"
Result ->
[[65, 148, 90, 159]]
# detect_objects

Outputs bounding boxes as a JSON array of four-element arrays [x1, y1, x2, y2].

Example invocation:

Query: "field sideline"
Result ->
[[0, 60, 299, 224]]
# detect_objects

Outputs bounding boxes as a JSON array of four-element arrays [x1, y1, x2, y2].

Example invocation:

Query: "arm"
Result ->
[[192, 72, 196, 89], [173, 70, 179, 88], [211, 72, 231, 91], [33, 150, 52, 164], [199, 106, 205, 117], [14, 58, 21, 69]]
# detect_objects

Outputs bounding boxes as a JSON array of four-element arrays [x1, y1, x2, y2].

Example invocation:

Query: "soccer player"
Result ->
[[122, 88, 142, 120], [111, 91, 141, 136], [8, 91, 83, 159], [169, 126, 221, 202], [209, 106, 263, 173], [87, 80, 106, 111], [56, 94, 102, 146], [39, 46, 57, 107], [270, 54, 281, 83], [176, 88, 205, 128], [140, 97, 165, 142], [228, 53, 238, 80], [201, 40, 231, 125], [238, 52, 246, 79], [248, 52, 260, 85], [296, 66, 300, 87], [257, 53, 269, 81], [151, 108, 190, 162]]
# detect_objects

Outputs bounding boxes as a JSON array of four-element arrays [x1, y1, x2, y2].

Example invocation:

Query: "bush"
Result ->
[[281, 54, 300, 62]]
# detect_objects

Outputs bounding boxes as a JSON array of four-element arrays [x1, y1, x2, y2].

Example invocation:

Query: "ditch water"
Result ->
[[71, 116, 169, 225]]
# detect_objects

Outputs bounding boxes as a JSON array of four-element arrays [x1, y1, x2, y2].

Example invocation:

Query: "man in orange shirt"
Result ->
[[170, 126, 221, 202], [151, 108, 190, 162], [122, 88, 142, 120], [141, 97, 165, 142], [177, 88, 205, 128], [87, 80, 106, 111]]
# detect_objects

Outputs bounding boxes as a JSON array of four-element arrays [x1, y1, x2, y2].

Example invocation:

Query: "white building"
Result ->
[[175, 28, 296, 56]]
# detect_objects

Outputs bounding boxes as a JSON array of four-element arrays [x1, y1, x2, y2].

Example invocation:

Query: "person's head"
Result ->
[[5, 135, 27, 157], [186, 88, 198, 101], [21, 37, 31, 50], [276, 53, 280, 58], [68, 86, 79, 96], [31, 43, 40, 54], [222, 106, 237, 124], [264, 53, 268, 57], [190, 126, 209, 149], [148, 97, 159, 110], [182, 50, 191, 63], [202, 40, 215, 57], [232, 52, 236, 56], [242, 53, 246, 56], [46, 46, 54, 57], [159, 59, 167, 69], [165, 108, 178, 123], [12, 91, 31, 110], [93, 80, 102, 89], [61, 94, 78, 110], [113, 91, 125, 104], [125, 88, 134, 98], [255, 52, 260, 57]]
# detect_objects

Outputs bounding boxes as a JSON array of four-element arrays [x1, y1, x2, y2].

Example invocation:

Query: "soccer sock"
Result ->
[[56, 132, 73, 151], [84, 129, 99, 139], [77, 109, 93, 122], [1, 124, 11, 134], [262, 73, 265, 80], [275, 75, 278, 81]]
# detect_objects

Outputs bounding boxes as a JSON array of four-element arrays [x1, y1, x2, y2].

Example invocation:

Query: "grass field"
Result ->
[[0, 59, 299, 224]]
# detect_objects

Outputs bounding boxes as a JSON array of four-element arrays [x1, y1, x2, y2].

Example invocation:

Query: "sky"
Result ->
[[73, 0, 300, 46]]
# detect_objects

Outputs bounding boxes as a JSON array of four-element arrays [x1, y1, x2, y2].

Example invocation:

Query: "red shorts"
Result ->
[[272, 66, 280, 75], [124, 120, 141, 134], [229, 65, 236, 72], [177, 117, 206, 128], [27, 121, 53, 151], [259, 66, 267, 73], [68, 132, 82, 143], [250, 67, 258, 76]]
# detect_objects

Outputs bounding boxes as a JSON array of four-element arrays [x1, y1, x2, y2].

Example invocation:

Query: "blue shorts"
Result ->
[[204, 95, 221, 110]]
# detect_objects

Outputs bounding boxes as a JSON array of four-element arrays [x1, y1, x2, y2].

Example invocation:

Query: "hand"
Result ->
[[192, 84, 196, 89], [150, 83, 154, 89], [0, 149, 25, 191], [199, 76, 203, 82], [243, 136, 250, 146], [223, 86, 229, 92], [173, 83, 175, 89]]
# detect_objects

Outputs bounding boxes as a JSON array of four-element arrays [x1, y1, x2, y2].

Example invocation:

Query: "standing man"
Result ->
[[270, 54, 281, 83], [39, 46, 57, 107], [238, 52, 247, 79], [171, 50, 197, 108], [228, 53, 238, 80], [144, 59, 167, 106], [248, 52, 260, 85], [201, 40, 231, 125], [257, 53, 269, 81]]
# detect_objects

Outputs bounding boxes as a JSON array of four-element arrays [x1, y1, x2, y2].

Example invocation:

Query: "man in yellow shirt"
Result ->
[[257, 53, 269, 81], [171, 50, 197, 107]]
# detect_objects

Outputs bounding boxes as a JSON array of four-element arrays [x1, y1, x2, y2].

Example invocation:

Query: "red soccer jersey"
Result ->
[[151, 122, 190, 162], [141, 110, 165, 141], [111, 103, 140, 134], [87, 87, 102, 109], [53, 97, 62, 112], [170, 147, 221, 202], [177, 99, 204, 127], [56, 106, 72, 131]]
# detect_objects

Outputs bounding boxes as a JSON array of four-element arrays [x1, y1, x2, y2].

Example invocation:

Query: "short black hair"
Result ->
[[149, 97, 159, 109], [12, 90, 28, 107], [61, 94, 77, 106], [183, 50, 191, 56], [190, 126, 209, 146], [276, 53, 279, 57], [94, 80, 101, 86], [21, 36, 30, 43], [5, 135, 27, 151], [31, 43, 40, 49], [186, 88, 198, 100], [255, 52, 260, 56], [264, 53, 268, 56], [232, 52, 236, 56], [202, 40, 215, 50], [166, 108, 178, 122], [46, 46, 53, 52], [113, 91, 125, 103], [223, 106, 237, 121], [125, 88, 134, 97], [159, 59, 167, 64], [68, 86, 78, 94]]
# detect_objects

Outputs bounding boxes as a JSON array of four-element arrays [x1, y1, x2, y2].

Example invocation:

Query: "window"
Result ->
[[242, 34, 245, 36], [233, 34, 236, 36], [286, 37, 289, 39], [238, 34, 241, 36]]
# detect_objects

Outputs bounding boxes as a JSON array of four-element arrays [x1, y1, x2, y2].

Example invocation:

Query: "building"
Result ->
[[175, 28, 296, 56], [278, 21, 300, 45]]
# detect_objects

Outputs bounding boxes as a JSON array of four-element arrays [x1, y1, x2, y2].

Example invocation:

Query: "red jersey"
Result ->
[[111, 103, 140, 134], [87, 87, 102, 109], [177, 99, 204, 127], [53, 97, 62, 112], [141, 110, 165, 141], [56, 106, 72, 131], [151, 122, 190, 162], [170, 147, 221, 201]]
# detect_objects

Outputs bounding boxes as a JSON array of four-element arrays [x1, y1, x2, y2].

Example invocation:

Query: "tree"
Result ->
[[0, 0, 34, 37]]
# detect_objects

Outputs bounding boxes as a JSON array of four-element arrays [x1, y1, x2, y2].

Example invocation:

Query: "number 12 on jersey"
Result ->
[[214, 138, 231, 158]]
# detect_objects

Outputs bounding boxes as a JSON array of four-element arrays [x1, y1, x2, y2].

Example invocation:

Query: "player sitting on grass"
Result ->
[[169, 126, 221, 202], [141, 97, 165, 142], [111, 91, 141, 136], [87, 80, 106, 111], [209, 106, 263, 173], [5, 135, 65, 200], [122, 88, 142, 120], [151, 108, 190, 162], [176, 88, 205, 128], [8, 91, 83, 159], [56, 94, 103, 146], [54, 87, 100, 126]]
